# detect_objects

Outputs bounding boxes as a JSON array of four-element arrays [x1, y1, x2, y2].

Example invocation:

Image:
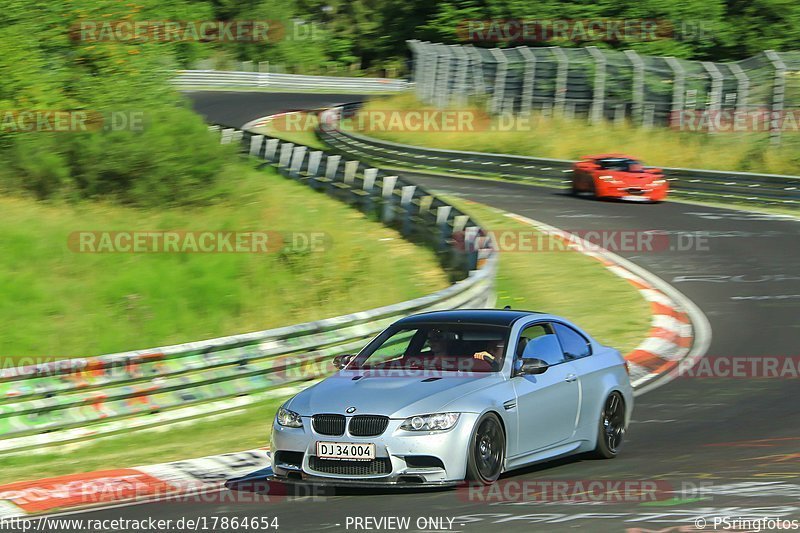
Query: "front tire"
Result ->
[[591, 392, 626, 459], [465, 413, 505, 484]]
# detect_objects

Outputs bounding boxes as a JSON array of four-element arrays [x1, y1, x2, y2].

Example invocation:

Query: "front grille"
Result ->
[[308, 456, 392, 475], [348, 415, 389, 437], [404, 455, 445, 469], [312, 414, 346, 436], [274, 451, 304, 468]]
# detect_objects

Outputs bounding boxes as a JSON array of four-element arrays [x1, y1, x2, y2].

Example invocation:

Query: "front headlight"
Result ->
[[276, 406, 303, 428], [400, 412, 460, 431], [652, 179, 666, 185]]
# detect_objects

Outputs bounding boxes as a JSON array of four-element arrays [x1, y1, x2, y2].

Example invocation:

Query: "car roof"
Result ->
[[396, 309, 543, 327], [581, 153, 638, 161]]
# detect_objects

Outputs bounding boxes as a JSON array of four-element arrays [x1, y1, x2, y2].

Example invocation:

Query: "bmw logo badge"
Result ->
[[346, 406, 357, 414]]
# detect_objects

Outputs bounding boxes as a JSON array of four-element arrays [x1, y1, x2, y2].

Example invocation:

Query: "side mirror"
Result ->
[[516, 358, 549, 376], [332, 354, 354, 370]]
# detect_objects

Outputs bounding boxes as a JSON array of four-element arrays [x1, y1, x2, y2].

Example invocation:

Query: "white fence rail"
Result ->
[[173, 70, 410, 92]]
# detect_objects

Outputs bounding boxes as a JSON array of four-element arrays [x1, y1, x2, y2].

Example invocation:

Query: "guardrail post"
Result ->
[[406, 39, 424, 94], [625, 50, 644, 126], [518, 46, 537, 115], [764, 50, 787, 145], [278, 142, 294, 168], [249, 135, 264, 157], [452, 214, 470, 273], [465, 226, 480, 271], [552, 47, 569, 116], [307, 151, 324, 190], [489, 48, 508, 115], [362, 168, 378, 213], [264, 139, 279, 162], [381, 176, 398, 223], [436, 44, 454, 108], [307, 150, 323, 177], [728, 63, 750, 117], [452, 45, 470, 107], [436, 205, 452, 252], [665, 57, 685, 129], [466, 45, 486, 99], [400, 185, 416, 236], [586, 46, 606, 124], [289, 146, 307, 178], [702, 61, 723, 133], [324, 155, 341, 193], [220, 128, 235, 144], [325, 155, 341, 179], [453, 215, 469, 235], [344, 160, 359, 185], [408, 40, 428, 102], [418, 42, 438, 105]]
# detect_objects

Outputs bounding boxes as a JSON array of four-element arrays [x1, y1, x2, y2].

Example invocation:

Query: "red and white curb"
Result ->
[[505, 213, 711, 393], [0, 449, 273, 519]]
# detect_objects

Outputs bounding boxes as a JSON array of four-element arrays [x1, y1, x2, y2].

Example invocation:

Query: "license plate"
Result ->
[[622, 195, 650, 202], [316, 441, 375, 461]]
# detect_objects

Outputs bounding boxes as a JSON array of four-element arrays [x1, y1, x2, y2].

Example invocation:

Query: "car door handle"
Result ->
[[565, 373, 578, 383]]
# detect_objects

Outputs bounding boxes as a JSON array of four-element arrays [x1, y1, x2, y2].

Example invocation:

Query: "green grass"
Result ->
[[444, 198, 652, 354], [0, 395, 288, 484], [0, 197, 650, 483], [253, 111, 327, 149], [357, 93, 800, 176], [0, 197, 651, 486], [0, 162, 448, 361]]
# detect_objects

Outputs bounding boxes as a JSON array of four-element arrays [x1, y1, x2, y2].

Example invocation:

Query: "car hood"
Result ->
[[286, 371, 504, 419]]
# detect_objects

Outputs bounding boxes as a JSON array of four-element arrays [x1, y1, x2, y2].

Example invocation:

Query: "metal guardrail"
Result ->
[[0, 118, 496, 454], [318, 105, 800, 207], [173, 70, 409, 92]]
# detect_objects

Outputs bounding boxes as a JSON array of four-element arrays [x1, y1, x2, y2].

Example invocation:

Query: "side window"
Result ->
[[517, 323, 565, 365], [554, 324, 592, 360]]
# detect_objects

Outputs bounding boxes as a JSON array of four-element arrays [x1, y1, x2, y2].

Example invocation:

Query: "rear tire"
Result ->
[[465, 413, 505, 484]]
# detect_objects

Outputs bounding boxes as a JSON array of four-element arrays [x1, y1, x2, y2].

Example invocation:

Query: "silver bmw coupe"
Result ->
[[270, 309, 633, 486]]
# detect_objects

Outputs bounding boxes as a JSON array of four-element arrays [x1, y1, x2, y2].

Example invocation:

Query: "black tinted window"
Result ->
[[598, 158, 642, 172], [519, 324, 564, 365], [554, 324, 591, 359]]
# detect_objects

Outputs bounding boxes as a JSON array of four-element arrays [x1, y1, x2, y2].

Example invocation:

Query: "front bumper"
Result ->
[[264, 474, 458, 489], [270, 413, 479, 484], [597, 182, 668, 201]]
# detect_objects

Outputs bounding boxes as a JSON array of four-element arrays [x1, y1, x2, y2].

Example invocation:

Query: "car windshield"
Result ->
[[597, 158, 643, 172], [352, 324, 510, 373]]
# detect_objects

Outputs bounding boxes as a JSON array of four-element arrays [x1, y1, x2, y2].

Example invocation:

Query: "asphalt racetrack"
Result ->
[[56, 91, 800, 532]]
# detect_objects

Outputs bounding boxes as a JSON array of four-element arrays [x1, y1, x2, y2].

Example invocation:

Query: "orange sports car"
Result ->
[[570, 154, 668, 202]]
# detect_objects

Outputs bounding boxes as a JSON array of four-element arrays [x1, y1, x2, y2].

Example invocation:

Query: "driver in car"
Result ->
[[472, 338, 504, 371], [426, 330, 504, 371]]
